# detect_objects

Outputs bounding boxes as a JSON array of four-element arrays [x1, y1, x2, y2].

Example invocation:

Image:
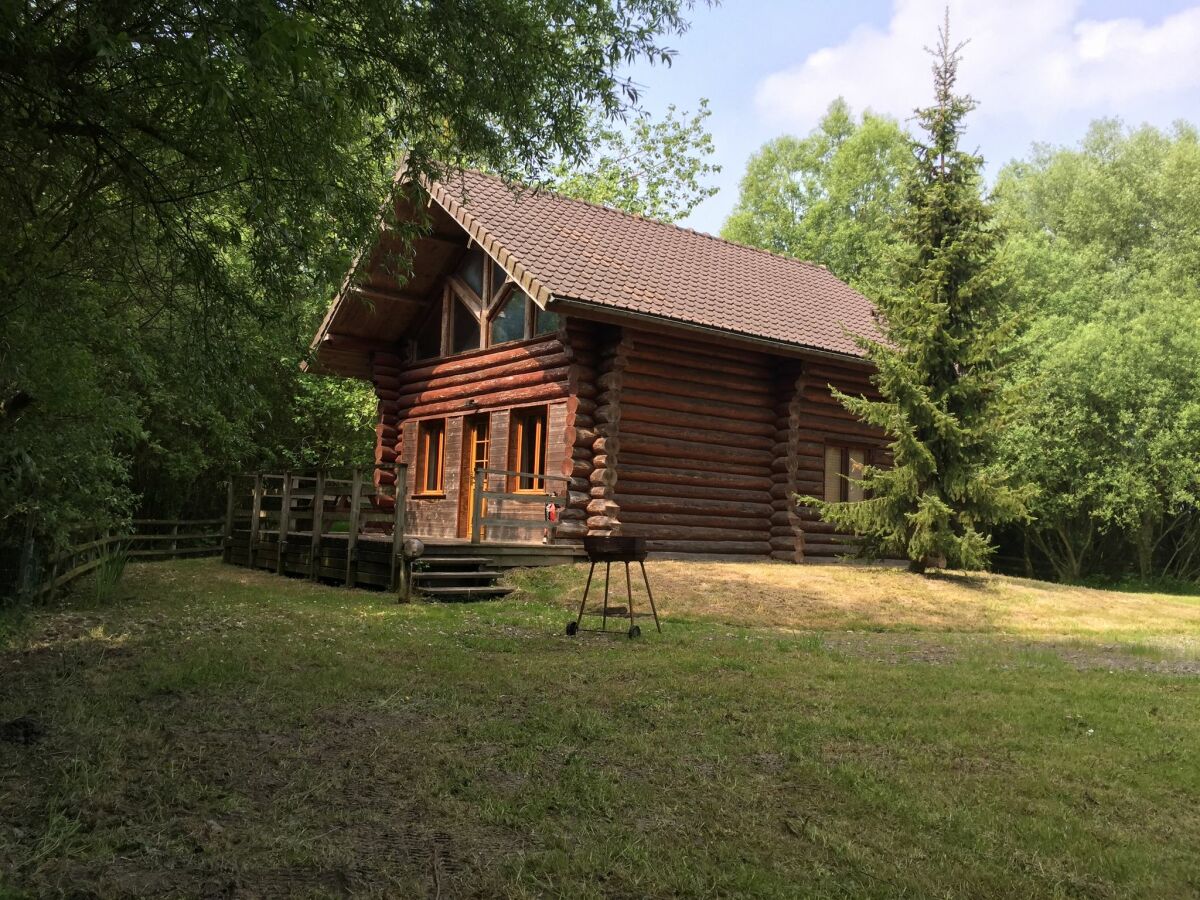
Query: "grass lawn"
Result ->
[[2, 559, 1198, 898]]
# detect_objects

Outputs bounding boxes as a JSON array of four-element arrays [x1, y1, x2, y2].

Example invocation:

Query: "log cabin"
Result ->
[[307, 170, 887, 562]]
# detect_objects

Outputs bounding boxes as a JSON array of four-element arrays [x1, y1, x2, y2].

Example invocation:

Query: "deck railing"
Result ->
[[471, 467, 568, 544], [224, 465, 408, 591]]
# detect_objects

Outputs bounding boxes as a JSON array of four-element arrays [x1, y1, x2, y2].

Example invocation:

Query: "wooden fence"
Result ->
[[9, 518, 224, 602]]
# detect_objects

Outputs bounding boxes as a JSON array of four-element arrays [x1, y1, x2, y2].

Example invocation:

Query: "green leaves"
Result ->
[[0, 0, 698, 553], [546, 99, 720, 222], [721, 98, 910, 293]]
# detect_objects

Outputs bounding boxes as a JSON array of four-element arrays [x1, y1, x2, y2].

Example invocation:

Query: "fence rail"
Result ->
[[9, 518, 225, 602], [471, 467, 567, 544], [223, 465, 409, 593]]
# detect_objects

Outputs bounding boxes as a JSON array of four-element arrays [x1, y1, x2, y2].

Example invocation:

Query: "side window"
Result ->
[[824, 445, 866, 502], [511, 406, 548, 492], [416, 419, 446, 495]]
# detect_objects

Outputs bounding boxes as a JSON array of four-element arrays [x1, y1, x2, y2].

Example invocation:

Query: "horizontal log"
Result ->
[[586, 515, 619, 531], [620, 402, 774, 440], [621, 523, 769, 541], [620, 419, 774, 453], [621, 372, 773, 411], [624, 356, 774, 396], [613, 478, 769, 504], [390, 336, 560, 385], [618, 451, 766, 479], [617, 464, 770, 494], [556, 521, 587, 539], [616, 494, 772, 518], [394, 365, 571, 408], [627, 330, 770, 371], [595, 404, 619, 425], [589, 467, 616, 486], [644, 539, 771, 555], [397, 383, 570, 419], [770, 535, 798, 552], [620, 433, 773, 467], [621, 388, 776, 426], [805, 361, 876, 385], [618, 509, 773, 531]]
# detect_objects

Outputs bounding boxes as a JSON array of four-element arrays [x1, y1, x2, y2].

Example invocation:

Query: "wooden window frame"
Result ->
[[824, 443, 868, 503], [415, 419, 447, 497], [486, 284, 528, 347], [510, 406, 548, 493]]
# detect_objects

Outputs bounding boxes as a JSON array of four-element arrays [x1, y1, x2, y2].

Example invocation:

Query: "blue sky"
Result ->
[[625, 0, 1200, 235]]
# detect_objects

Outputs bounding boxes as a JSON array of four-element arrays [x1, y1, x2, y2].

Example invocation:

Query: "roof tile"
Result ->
[[431, 171, 879, 358]]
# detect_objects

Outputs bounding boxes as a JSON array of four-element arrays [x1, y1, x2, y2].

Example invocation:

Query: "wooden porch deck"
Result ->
[[221, 466, 583, 594]]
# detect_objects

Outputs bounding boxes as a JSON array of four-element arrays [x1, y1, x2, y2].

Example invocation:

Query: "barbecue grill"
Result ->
[[566, 536, 661, 638]]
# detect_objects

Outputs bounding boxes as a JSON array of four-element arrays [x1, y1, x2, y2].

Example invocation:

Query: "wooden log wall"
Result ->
[[771, 362, 806, 562], [584, 326, 629, 537], [369, 334, 575, 540], [612, 329, 776, 557], [557, 319, 606, 540], [787, 358, 888, 560]]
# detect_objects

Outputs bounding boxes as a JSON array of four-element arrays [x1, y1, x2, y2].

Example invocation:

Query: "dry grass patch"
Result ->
[[513, 560, 1200, 645]]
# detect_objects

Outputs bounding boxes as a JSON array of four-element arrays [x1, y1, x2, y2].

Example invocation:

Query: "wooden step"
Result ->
[[417, 556, 494, 567], [412, 570, 504, 581], [419, 585, 515, 599]]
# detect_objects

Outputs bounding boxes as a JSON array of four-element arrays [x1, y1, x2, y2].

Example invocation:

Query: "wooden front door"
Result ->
[[458, 414, 490, 538]]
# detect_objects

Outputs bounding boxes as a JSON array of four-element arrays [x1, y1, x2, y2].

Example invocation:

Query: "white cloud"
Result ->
[[755, 0, 1200, 132]]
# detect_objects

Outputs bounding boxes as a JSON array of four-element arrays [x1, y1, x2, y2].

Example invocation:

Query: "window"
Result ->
[[489, 290, 527, 345], [512, 407, 547, 492], [824, 446, 866, 502], [416, 420, 446, 495], [456, 247, 485, 297], [491, 262, 507, 298], [487, 287, 559, 345], [414, 298, 442, 360], [451, 296, 480, 354], [534, 306, 560, 336]]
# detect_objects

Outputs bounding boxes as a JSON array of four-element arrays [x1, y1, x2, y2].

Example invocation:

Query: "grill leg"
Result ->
[[640, 560, 661, 633], [575, 561, 596, 626], [601, 562, 611, 632], [624, 561, 635, 625]]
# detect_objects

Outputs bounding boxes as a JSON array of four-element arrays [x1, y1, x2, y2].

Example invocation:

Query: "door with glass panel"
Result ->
[[459, 415, 490, 538]]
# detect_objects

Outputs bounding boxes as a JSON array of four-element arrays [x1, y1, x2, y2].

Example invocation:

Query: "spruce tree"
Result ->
[[803, 16, 1027, 573]]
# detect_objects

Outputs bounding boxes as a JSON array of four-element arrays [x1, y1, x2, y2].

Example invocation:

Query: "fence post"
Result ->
[[472, 467, 485, 544], [310, 470, 325, 580], [222, 477, 235, 564], [169, 522, 179, 557], [248, 474, 263, 569], [16, 517, 38, 603], [345, 467, 362, 587], [391, 465, 408, 595], [277, 472, 292, 575]]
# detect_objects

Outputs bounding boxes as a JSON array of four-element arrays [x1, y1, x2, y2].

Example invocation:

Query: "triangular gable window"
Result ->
[[489, 290, 528, 345], [456, 247, 485, 298], [451, 295, 480, 354], [414, 297, 442, 360]]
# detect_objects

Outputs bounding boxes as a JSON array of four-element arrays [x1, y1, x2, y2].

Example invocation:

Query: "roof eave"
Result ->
[[549, 297, 873, 367]]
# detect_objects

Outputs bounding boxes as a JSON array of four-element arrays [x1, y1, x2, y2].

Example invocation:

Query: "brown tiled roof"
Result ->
[[428, 170, 879, 358]]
